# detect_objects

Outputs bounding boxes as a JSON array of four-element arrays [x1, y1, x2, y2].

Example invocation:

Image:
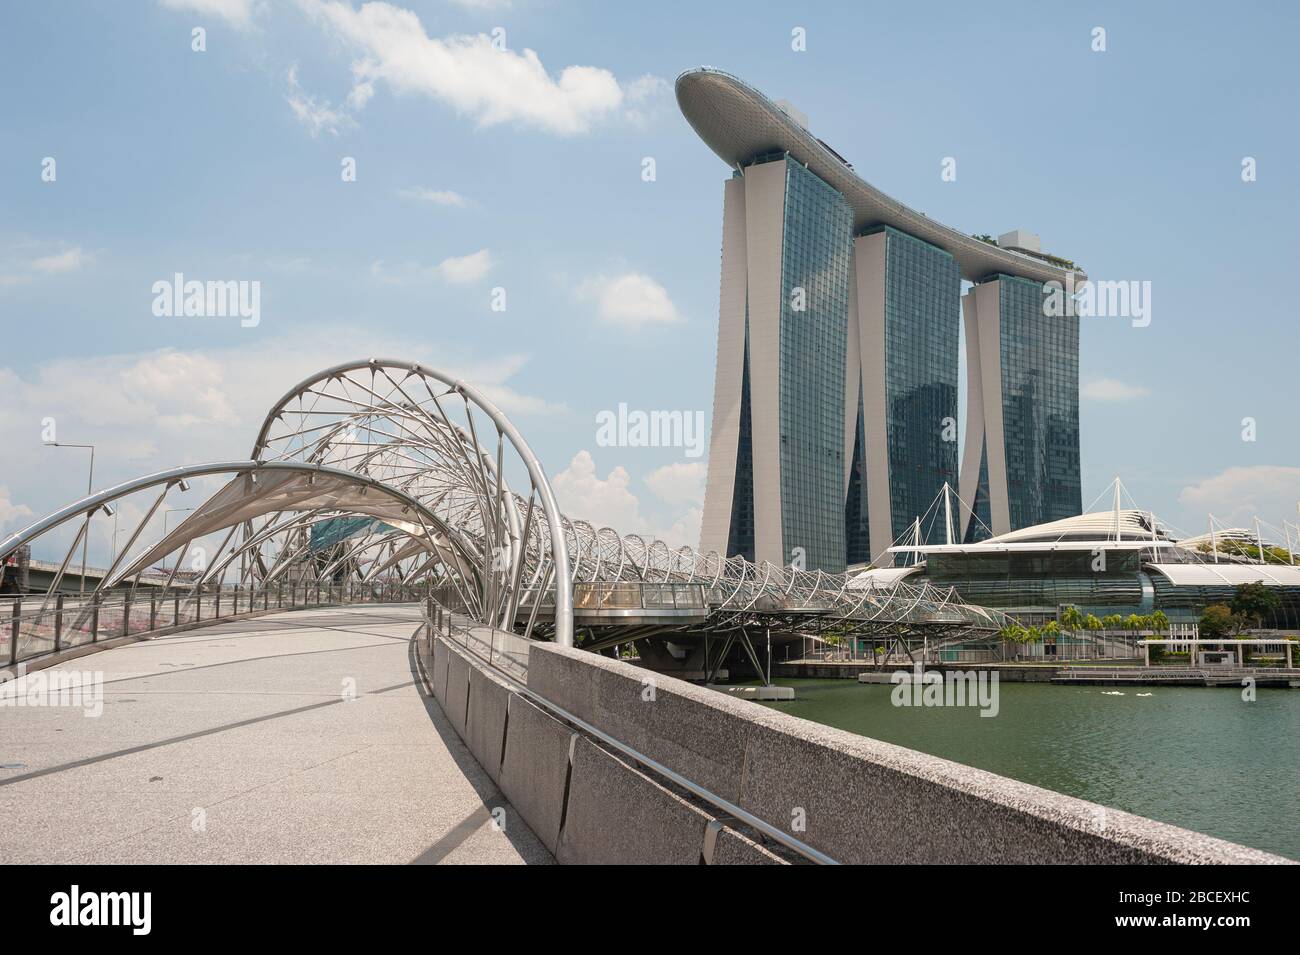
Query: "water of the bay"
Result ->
[[754, 677, 1300, 859]]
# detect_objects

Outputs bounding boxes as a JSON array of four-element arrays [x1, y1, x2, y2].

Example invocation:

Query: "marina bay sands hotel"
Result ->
[[678, 68, 1084, 573]]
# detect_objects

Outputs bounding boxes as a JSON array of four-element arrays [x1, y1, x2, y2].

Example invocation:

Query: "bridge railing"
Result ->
[[1, 579, 425, 670]]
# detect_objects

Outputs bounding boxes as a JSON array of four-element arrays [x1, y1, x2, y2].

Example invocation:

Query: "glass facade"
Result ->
[[776, 156, 853, 571], [726, 315, 755, 562], [844, 227, 960, 564], [993, 274, 1081, 530], [923, 550, 1150, 612], [880, 227, 960, 547], [844, 386, 869, 565]]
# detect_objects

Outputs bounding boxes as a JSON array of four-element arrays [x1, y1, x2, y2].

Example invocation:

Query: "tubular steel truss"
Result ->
[[1, 359, 1008, 651]]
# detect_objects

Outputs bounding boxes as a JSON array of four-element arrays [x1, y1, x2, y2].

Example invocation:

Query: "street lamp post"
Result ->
[[163, 507, 195, 533], [45, 442, 95, 595]]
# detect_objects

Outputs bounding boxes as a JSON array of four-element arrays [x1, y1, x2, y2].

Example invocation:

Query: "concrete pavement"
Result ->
[[0, 605, 552, 864]]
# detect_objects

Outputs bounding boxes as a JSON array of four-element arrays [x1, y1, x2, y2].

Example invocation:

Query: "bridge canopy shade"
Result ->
[[113, 469, 435, 584]]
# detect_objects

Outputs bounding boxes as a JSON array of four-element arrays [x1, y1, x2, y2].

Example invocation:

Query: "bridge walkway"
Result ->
[[0, 604, 552, 864]]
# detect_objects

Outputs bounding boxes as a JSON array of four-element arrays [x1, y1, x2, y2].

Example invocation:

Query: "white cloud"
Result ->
[[0, 486, 34, 532], [31, 247, 90, 274], [285, 64, 355, 136], [644, 461, 706, 506], [622, 74, 671, 127], [370, 248, 493, 285], [0, 331, 560, 559], [437, 248, 492, 283], [551, 451, 702, 549], [297, 0, 636, 135], [1082, 378, 1149, 402], [576, 272, 682, 327], [398, 186, 470, 207], [158, 0, 258, 30], [1, 243, 92, 287], [1178, 465, 1300, 527]]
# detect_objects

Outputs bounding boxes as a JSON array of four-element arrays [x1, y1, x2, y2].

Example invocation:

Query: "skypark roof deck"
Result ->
[[675, 67, 1085, 285]]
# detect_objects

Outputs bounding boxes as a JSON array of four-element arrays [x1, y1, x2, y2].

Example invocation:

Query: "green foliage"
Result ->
[[1084, 613, 1103, 631], [1230, 581, 1282, 630], [1102, 614, 1124, 630], [1199, 603, 1243, 639], [1059, 605, 1084, 632]]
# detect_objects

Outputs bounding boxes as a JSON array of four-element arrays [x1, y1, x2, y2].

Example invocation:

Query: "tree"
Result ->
[[1149, 610, 1169, 633], [1060, 605, 1084, 632], [1199, 603, 1243, 640], [1084, 613, 1103, 631], [998, 623, 1027, 644], [1102, 614, 1124, 630], [1230, 581, 1281, 631], [1124, 614, 1143, 632]]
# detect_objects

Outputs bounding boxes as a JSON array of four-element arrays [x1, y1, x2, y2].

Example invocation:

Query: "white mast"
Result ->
[[943, 483, 954, 546], [1112, 476, 1122, 543]]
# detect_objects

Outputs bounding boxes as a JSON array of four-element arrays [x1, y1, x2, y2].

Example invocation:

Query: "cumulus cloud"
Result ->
[[1178, 465, 1300, 527], [0, 331, 560, 558], [576, 272, 682, 327], [1082, 378, 1149, 402], [398, 186, 471, 207], [551, 451, 702, 549], [296, 0, 650, 135], [644, 461, 706, 506], [158, 0, 259, 29], [0, 486, 34, 533]]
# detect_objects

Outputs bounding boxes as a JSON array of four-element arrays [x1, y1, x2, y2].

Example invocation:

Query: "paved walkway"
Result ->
[[0, 605, 552, 864]]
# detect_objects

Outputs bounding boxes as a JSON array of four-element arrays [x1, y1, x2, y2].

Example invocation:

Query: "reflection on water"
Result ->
[[755, 678, 1300, 860]]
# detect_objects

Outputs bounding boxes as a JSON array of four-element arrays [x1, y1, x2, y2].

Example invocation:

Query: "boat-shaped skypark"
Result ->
[[675, 67, 1084, 285], [679, 67, 1085, 575]]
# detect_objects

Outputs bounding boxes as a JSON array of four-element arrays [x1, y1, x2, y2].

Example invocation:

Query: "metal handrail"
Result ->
[[421, 597, 833, 865], [2, 580, 427, 671]]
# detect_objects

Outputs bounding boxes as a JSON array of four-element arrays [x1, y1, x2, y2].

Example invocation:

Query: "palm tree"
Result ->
[[1150, 610, 1169, 633]]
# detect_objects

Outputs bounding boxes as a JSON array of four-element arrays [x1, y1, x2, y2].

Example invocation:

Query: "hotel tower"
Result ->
[[677, 68, 1083, 572]]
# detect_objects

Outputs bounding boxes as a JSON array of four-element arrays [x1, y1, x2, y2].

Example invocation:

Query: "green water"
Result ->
[[754, 678, 1300, 860]]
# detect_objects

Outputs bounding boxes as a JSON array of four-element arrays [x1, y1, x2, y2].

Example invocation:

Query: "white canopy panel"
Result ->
[[1147, 564, 1300, 587]]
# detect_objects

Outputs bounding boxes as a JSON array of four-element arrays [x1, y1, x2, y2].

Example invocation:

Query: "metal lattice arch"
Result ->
[[2, 358, 1009, 654], [246, 360, 1006, 644]]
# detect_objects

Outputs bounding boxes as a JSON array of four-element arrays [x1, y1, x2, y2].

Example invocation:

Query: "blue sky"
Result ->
[[2, 0, 1297, 563]]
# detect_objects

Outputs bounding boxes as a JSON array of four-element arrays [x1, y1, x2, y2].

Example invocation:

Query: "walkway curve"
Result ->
[[0, 605, 552, 864]]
